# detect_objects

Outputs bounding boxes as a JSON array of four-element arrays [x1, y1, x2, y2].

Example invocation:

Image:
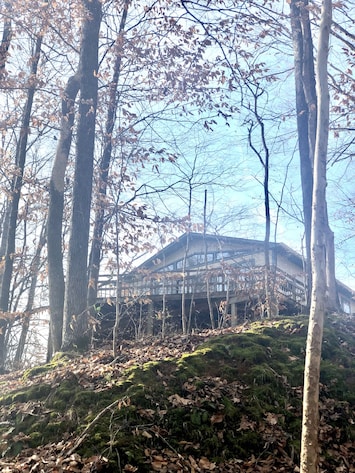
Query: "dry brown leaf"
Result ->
[[210, 413, 224, 424], [199, 456, 216, 470], [123, 464, 138, 472], [238, 415, 256, 431], [168, 393, 193, 406], [265, 412, 279, 425], [151, 459, 168, 471], [141, 430, 153, 439]]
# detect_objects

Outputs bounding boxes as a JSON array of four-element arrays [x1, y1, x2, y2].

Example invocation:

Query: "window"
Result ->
[[186, 253, 208, 267], [215, 251, 234, 261], [176, 260, 183, 269]]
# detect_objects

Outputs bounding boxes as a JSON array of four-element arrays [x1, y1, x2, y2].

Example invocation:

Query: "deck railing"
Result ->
[[97, 266, 306, 306]]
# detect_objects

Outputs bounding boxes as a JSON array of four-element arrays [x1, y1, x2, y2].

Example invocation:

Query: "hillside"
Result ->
[[0, 315, 355, 472]]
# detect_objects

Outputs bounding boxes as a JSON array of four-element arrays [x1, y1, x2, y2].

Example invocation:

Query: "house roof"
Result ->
[[136, 232, 354, 298], [138, 232, 304, 269]]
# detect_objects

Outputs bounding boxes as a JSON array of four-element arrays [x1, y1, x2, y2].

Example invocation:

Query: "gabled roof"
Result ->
[[135, 232, 354, 298], [137, 232, 304, 270]]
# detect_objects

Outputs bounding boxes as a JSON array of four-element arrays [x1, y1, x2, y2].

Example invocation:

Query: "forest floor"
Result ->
[[0, 314, 355, 472]]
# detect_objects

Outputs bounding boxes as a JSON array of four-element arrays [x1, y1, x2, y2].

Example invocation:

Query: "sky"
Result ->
[[133, 79, 355, 291]]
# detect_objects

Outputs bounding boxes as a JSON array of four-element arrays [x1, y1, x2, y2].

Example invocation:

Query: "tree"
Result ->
[[289, 0, 338, 310], [0, 0, 352, 368], [0, 31, 43, 370], [13, 220, 46, 368], [87, 0, 130, 309], [300, 1, 332, 472], [245, 81, 278, 318], [47, 73, 80, 355], [0, 2, 12, 80], [61, 0, 102, 350], [289, 0, 315, 305]]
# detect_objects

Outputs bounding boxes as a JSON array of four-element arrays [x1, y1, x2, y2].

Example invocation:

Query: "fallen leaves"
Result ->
[[0, 444, 111, 473], [168, 393, 194, 406], [0, 318, 355, 472]]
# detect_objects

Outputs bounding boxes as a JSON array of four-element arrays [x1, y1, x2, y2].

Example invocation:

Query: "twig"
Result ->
[[64, 397, 126, 457]]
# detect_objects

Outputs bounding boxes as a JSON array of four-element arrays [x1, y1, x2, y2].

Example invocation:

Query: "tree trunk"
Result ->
[[289, 0, 315, 306], [87, 0, 130, 308], [113, 212, 121, 357], [62, 0, 102, 350], [246, 86, 276, 318], [325, 223, 338, 309], [0, 34, 42, 370], [300, 2, 332, 472], [0, 2, 12, 80], [181, 240, 189, 335], [47, 74, 80, 355], [290, 0, 338, 313], [203, 191, 215, 329], [13, 222, 46, 367]]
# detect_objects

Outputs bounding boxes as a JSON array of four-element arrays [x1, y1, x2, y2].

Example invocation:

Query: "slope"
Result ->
[[0, 315, 354, 472]]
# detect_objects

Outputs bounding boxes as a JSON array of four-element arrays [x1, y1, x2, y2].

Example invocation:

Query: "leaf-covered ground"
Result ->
[[0, 315, 355, 472]]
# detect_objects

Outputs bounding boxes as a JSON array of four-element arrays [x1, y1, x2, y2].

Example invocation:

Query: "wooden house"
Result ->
[[97, 233, 355, 335]]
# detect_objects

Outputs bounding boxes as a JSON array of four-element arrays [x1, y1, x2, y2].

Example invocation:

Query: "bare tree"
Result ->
[[246, 82, 278, 318], [13, 220, 46, 367], [87, 0, 130, 308], [300, 1, 332, 472], [47, 75, 80, 355], [290, 0, 338, 310], [0, 33, 43, 370]]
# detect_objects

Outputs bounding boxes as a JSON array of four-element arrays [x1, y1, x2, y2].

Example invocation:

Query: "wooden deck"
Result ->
[[97, 266, 306, 307]]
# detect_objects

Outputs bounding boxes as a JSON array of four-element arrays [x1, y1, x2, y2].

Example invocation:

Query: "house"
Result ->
[[97, 233, 355, 335]]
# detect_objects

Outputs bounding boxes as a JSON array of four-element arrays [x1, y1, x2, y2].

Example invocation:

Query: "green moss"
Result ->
[[1, 314, 354, 471], [22, 352, 73, 380], [0, 383, 51, 405], [28, 431, 43, 444]]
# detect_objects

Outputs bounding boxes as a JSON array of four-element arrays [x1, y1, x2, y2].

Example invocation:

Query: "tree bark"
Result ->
[[203, 190, 215, 329], [13, 222, 46, 367], [289, 0, 314, 306], [300, 2, 332, 472], [47, 74, 80, 356], [62, 0, 102, 350], [0, 2, 12, 80], [290, 0, 338, 312]]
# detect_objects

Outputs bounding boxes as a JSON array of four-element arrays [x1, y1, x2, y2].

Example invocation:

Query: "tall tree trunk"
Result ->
[[290, 0, 337, 311], [112, 211, 123, 357], [0, 202, 11, 282], [13, 221, 46, 367], [0, 2, 12, 80], [325, 221, 337, 309], [0, 34, 42, 370], [87, 0, 130, 307], [300, 2, 332, 472], [247, 85, 276, 318], [181, 185, 193, 335], [62, 0, 102, 350], [203, 190, 215, 329], [47, 74, 80, 356], [289, 0, 314, 306]]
